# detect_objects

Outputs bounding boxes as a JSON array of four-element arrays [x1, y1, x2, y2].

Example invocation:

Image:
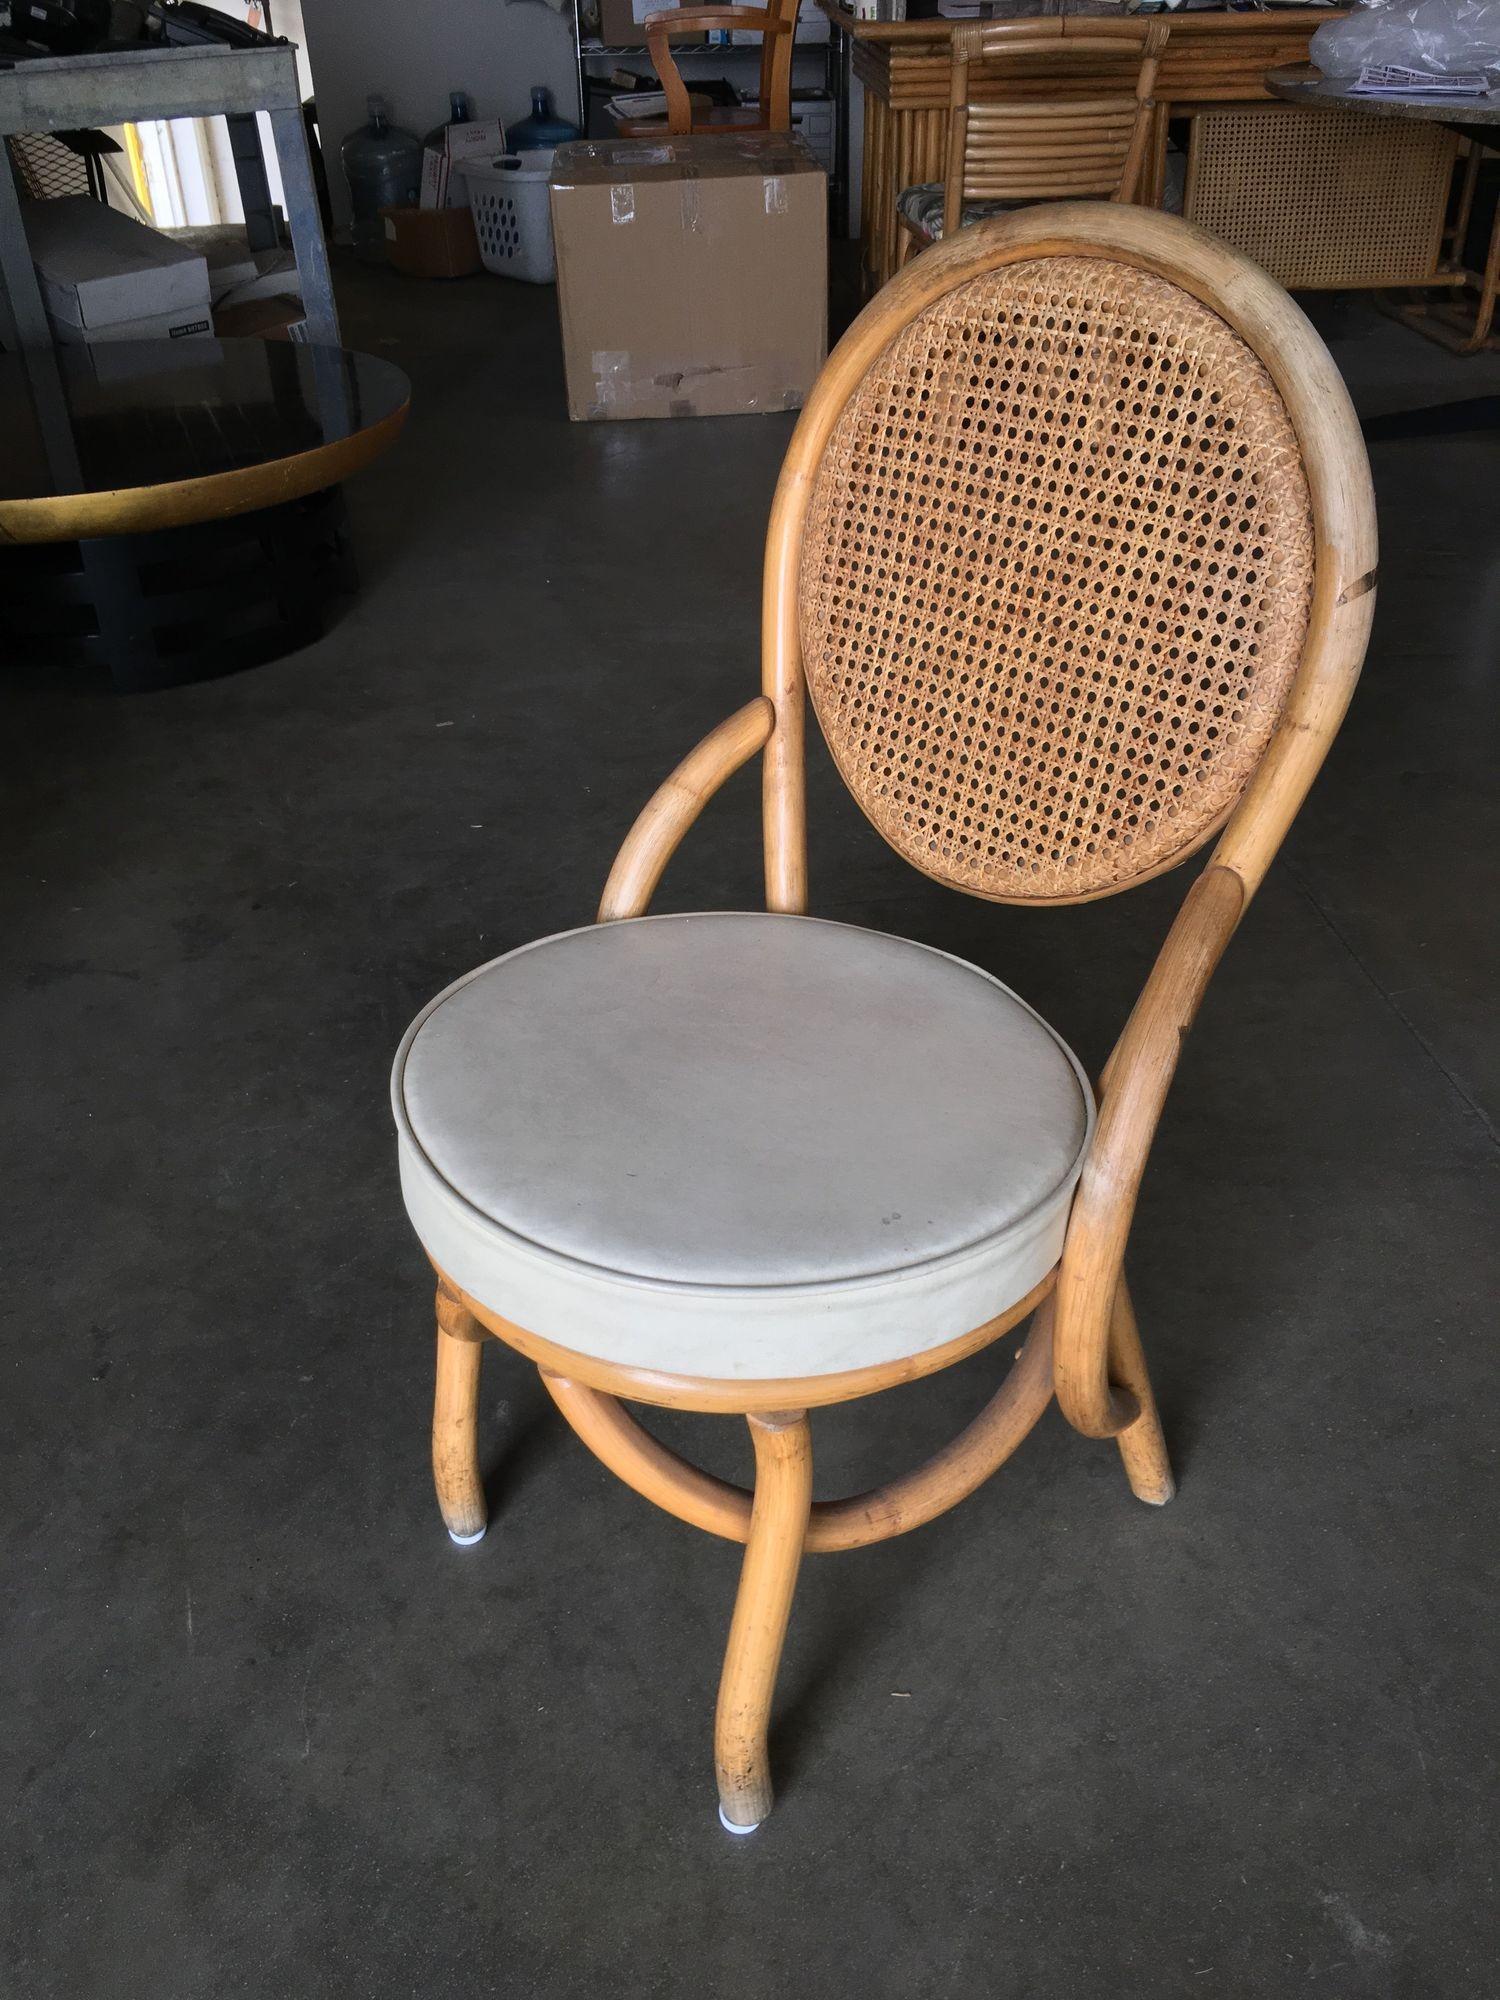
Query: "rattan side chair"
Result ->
[[895, 19, 1169, 269], [610, 0, 797, 139], [393, 205, 1377, 1834]]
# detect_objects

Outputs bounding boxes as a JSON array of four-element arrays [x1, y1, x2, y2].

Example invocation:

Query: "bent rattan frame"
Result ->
[[641, 0, 798, 138], [422, 205, 1377, 1834]]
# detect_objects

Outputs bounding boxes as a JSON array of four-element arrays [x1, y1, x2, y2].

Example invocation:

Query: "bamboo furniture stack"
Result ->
[[894, 16, 1167, 266], [819, 3, 1344, 284]]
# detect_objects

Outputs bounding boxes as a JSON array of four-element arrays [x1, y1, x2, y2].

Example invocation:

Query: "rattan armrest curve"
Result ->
[[597, 696, 776, 922], [1053, 863, 1246, 1437]]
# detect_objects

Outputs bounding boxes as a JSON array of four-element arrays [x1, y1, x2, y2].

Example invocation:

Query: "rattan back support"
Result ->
[[941, 20, 1169, 235], [762, 206, 1377, 910]]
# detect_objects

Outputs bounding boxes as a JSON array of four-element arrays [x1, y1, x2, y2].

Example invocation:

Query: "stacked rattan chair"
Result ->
[[896, 19, 1168, 267]]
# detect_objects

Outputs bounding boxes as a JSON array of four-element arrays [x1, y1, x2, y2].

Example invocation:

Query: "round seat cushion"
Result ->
[[393, 913, 1092, 1384]]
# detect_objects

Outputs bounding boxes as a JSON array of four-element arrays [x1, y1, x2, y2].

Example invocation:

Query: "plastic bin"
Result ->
[[462, 150, 557, 284]]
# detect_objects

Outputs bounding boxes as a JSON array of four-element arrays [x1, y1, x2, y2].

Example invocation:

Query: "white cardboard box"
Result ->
[[733, 0, 829, 41], [53, 303, 215, 344], [25, 196, 212, 337], [420, 119, 507, 208], [419, 145, 448, 210]]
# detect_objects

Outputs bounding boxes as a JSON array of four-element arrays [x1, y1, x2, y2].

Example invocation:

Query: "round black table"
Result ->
[[0, 339, 410, 689]]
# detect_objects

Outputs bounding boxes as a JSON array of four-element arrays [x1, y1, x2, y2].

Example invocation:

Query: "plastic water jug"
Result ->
[[423, 91, 472, 154], [506, 86, 579, 153], [341, 95, 424, 264]]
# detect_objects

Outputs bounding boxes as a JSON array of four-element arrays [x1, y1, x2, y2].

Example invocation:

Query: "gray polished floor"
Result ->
[[2, 269, 1496, 1999]]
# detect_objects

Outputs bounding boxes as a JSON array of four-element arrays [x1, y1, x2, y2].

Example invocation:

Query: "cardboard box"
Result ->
[[733, 0, 829, 41], [741, 94, 835, 173], [598, 0, 705, 48], [213, 294, 306, 340], [447, 120, 507, 172], [25, 196, 212, 341], [53, 303, 214, 344], [419, 144, 448, 211], [420, 118, 507, 208], [382, 204, 482, 278], [549, 133, 826, 421]]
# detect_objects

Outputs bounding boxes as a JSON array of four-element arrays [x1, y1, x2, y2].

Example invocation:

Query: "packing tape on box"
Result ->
[[680, 180, 701, 235], [611, 185, 635, 225], [763, 176, 787, 217], [591, 350, 632, 411]]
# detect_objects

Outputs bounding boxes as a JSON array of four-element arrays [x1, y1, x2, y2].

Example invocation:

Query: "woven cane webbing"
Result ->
[[1184, 107, 1454, 292], [798, 256, 1315, 900]]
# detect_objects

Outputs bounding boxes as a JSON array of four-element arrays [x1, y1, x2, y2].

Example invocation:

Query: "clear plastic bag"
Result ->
[[1310, 0, 1500, 78]]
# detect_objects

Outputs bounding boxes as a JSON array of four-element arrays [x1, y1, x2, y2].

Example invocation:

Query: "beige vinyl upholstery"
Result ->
[[394, 912, 1092, 1380]]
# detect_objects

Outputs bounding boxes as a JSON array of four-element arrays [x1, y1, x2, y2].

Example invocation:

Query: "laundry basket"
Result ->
[[463, 149, 557, 284]]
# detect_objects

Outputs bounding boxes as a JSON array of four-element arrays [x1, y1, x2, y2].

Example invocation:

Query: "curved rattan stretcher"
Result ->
[[410, 204, 1377, 1834]]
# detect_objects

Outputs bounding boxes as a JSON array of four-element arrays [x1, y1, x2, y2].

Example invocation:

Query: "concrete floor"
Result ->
[[2, 264, 1498, 1999]]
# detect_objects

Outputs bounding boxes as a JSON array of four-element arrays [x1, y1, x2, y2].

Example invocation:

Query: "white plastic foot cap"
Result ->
[[447, 1524, 486, 1545], [718, 1804, 761, 1835]]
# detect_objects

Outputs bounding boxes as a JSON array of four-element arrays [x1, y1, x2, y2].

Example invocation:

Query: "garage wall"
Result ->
[[299, 0, 577, 231]]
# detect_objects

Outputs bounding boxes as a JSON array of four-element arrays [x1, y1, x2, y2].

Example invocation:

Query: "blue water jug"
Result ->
[[507, 86, 580, 153]]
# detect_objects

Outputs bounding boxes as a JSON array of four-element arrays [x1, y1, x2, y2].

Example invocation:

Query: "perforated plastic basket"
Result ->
[[462, 150, 557, 284]]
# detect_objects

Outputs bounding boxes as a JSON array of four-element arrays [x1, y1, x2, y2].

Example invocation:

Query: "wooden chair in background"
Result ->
[[896, 18, 1169, 268], [394, 205, 1377, 1834], [609, 0, 799, 139]]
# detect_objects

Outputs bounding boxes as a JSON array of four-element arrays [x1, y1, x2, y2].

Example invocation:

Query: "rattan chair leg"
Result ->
[[895, 214, 925, 270], [433, 1283, 488, 1544], [1106, 1277, 1175, 1506], [714, 1409, 813, 1831]]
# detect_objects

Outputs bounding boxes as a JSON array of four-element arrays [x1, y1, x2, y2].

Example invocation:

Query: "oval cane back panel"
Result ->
[[798, 256, 1316, 900]]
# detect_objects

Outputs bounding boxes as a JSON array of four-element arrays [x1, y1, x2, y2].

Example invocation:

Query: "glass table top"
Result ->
[[0, 340, 410, 509]]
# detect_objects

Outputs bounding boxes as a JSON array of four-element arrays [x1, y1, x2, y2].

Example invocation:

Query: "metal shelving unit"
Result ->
[[568, 4, 844, 215]]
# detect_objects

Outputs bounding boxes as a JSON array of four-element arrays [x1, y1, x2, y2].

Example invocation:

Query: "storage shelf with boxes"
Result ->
[[576, 0, 837, 155]]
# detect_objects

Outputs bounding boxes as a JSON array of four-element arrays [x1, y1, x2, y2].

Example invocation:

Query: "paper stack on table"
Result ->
[[1350, 63, 1491, 96]]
